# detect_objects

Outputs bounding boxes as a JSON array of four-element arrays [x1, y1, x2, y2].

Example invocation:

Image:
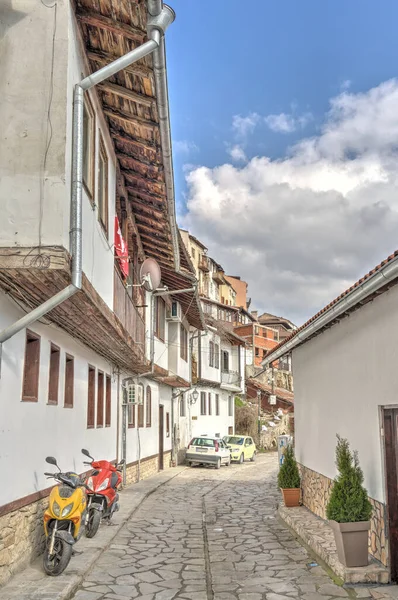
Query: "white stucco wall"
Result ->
[[167, 320, 190, 382], [200, 332, 221, 383], [189, 387, 234, 439], [292, 285, 398, 504]]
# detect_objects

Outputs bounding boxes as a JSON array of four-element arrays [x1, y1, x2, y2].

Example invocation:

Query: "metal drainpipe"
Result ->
[[0, 4, 175, 349]]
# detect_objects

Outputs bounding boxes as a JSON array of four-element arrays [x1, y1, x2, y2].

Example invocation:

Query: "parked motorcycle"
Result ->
[[43, 456, 87, 576], [81, 449, 124, 538]]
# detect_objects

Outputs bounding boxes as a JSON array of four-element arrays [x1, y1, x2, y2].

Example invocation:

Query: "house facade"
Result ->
[[0, 0, 204, 585], [235, 322, 280, 367], [262, 250, 398, 581]]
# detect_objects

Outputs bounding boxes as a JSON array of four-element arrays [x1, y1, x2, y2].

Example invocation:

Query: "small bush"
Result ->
[[326, 435, 372, 523], [277, 445, 300, 489]]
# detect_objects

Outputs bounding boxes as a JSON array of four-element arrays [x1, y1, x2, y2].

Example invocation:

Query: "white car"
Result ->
[[186, 437, 231, 469]]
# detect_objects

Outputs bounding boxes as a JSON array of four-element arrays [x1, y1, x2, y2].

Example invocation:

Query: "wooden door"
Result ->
[[159, 405, 164, 471], [384, 408, 398, 581]]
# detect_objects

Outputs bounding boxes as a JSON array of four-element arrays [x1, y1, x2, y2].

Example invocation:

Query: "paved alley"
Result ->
[[71, 454, 364, 600]]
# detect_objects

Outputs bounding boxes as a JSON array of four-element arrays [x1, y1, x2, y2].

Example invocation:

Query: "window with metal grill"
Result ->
[[208, 392, 212, 415], [105, 375, 111, 427], [87, 365, 95, 428], [200, 391, 206, 415], [146, 386, 152, 427], [128, 402, 135, 428], [64, 354, 74, 408], [138, 384, 144, 428], [97, 371, 104, 426], [48, 343, 60, 405], [22, 330, 41, 402]]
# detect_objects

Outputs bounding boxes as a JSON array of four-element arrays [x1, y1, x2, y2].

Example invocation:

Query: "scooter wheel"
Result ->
[[85, 509, 101, 538], [43, 537, 73, 576]]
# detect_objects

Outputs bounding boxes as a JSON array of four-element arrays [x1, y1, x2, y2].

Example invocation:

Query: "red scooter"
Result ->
[[81, 449, 124, 538]]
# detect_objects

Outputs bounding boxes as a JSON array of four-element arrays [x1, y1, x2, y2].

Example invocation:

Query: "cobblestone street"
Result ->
[[72, 454, 366, 600]]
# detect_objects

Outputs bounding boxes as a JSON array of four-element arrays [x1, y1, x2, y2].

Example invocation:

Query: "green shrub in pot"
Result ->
[[278, 445, 301, 507]]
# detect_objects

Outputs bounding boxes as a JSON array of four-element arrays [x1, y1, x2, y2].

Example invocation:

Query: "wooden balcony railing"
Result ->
[[198, 256, 210, 272], [113, 267, 145, 349]]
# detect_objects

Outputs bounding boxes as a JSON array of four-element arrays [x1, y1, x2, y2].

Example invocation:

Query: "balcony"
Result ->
[[198, 256, 210, 272], [212, 270, 224, 285], [113, 267, 145, 348], [221, 369, 241, 391]]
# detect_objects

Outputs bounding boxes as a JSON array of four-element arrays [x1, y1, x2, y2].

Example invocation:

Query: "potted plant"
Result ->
[[278, 444, 301, 507], [326, 435, 372, 568]]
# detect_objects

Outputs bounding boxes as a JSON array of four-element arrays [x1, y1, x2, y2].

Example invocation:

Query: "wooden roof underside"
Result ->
[[75, 0, 203, 330]]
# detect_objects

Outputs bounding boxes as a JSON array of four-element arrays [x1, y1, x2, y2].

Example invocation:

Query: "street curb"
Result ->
[[61, 466, 187, 600]]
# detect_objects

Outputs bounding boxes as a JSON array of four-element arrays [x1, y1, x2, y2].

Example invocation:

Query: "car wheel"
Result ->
[[215, 458, 221, 470], [250, 452, 256, 462], [239, 453, 244, 464], [225, 457, 231, 467]]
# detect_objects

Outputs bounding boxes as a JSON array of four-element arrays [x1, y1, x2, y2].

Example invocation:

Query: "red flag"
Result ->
[[114, 216, 129, 278]]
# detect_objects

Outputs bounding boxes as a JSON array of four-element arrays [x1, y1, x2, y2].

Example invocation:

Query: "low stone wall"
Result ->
[[300, 463, 388, 567], [0, 451, 171, 587]]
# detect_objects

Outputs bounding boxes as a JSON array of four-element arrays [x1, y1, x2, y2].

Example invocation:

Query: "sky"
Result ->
[[165, 0, 398, 325]]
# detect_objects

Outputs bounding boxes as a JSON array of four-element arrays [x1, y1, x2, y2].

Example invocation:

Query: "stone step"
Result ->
[[278, 505, 389, 585]]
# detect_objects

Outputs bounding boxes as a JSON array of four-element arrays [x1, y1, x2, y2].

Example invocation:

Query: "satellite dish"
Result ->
[[139, 258, 161, 292]]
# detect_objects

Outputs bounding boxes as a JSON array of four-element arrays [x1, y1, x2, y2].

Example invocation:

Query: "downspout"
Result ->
[[0, 4, 175, 347]]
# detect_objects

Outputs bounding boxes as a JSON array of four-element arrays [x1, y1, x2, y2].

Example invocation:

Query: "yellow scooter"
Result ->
[[43, 456, 87, 576]]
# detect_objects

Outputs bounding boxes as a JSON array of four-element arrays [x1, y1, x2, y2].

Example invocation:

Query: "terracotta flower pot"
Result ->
[[281, 488, 301, 507], [329, 520, 370, 567]]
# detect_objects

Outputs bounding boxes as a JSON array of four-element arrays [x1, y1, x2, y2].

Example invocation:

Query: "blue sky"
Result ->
[[165, 0, 398, 323]]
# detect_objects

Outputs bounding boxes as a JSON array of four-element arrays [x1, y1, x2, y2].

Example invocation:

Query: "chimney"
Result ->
[[251, 310, 258, 321]]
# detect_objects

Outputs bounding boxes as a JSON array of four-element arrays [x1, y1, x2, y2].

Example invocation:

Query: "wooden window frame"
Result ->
[[166, 412, 170, 437], [87, 365, 96, 428], [155, 297, 166, 342], [146, 386, 152, 427], [200, 391, 206, 416], [215, 394, 220, 416], [64, 354, 74, 408], [180, 396, 186, 417], [180, 324, 188, 362], [138, 384, 144, 428], [47, 343, 60, 405], [83, 94, 95, 199], [208, 392, 212, 416], [222, 350, 229, 373], [215, 344, 220, 369], [209, 341, 214, 367], [97, 133, 109, 236], [105, 375, 111, 427], [97, 370, 104, 427], [22, 330, 41, 402], [128, 403, 136, 428], [228, 395, 233, 417]]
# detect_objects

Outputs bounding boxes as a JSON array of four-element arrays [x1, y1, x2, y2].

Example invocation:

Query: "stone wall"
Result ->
[[0, 451, 172, 587], [300, 464, 388, 567]]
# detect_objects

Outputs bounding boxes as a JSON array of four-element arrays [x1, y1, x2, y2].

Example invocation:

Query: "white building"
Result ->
[[262, 250, 398, 582], [0, 0, 204, 586]]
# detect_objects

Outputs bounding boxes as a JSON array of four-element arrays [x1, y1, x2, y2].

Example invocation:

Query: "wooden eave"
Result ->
[[75, 0, 203, 330]]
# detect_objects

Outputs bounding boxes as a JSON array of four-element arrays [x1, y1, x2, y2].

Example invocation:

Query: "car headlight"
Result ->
[[97, 478, 109, 492], [52, 501, 60, 517], [61, 503, 74, 518]]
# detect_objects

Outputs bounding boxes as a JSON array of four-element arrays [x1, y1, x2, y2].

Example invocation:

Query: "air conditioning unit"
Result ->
[[126, 384, 143, 405], [166, 301, 182, 321]]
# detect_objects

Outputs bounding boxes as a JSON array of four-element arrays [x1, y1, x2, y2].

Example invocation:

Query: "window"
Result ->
[[83, 96, 95, 196], [191, 247, 195, 259], [180, 325, 188, 362], [215, 394, 220, 416], [180, 396, 186, 417], [146, 386, 152, 427], [228, 426, 233, 435], [98, 134, 109, 234], [64, 354, 74, 408], [128, 402, 135, 428], [208, 393, 212, 415], [255, 348, 259, 357], [228, 395, 233, 417], [166, 412, 170, 437], [87, 366, 96, 428], [200, 391, 206, 415], [105, 375, 111, 427], [274, 331, 279, 341], [215, 344, 220, 369], [222, 351, 229, 372], [255, 326, 259, 335], [48, 343, 60, 405], [138, 384, 144, 428], [155, 297, 166, 342], [97, 370, 104, 426], [209, 341, 214, 367], [22, 330, 41, 402]]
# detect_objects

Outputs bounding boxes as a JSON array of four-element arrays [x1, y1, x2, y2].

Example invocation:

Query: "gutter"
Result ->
[[262, 254, 398, 368], [0, 3, 175, 353]]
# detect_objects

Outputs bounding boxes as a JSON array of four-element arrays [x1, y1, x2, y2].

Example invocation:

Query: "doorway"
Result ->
[[159, 404, 164, 471], [383, 408, 398, 581]]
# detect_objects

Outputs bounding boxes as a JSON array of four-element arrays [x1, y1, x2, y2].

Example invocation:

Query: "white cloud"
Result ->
[[341, 79, 352, 91], [173, 140, 199, 154], [181, 79, 398, 324], [265, 111, 313, 134], [232, 113, 261, 137], [227, 144, 247, 163]]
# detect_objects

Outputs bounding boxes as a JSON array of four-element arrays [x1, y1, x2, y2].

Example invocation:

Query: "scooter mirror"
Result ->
[[81, 449, 93, 460], [118, 459, 125, 465], [45, 456, 58, 466]]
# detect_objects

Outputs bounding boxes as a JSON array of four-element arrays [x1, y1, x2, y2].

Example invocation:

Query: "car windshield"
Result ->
[[228, 436, 244, 445], [191, 438, 216, 447]]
